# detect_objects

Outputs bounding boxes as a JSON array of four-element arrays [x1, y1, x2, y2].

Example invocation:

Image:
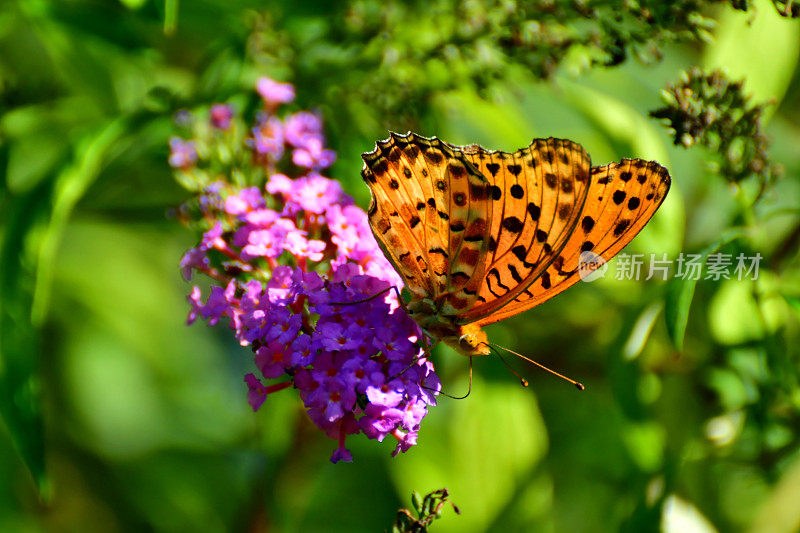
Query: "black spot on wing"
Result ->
[[450, 222, 465, 232], [502, 217, 524, 233]]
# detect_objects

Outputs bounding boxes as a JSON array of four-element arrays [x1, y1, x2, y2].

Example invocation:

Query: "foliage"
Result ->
[[391, 488, 460, 533], [651, 67, 779, 191], [247, 0, 800, 133], [735, 0, 800, 17], [248, 0, 721, 129]]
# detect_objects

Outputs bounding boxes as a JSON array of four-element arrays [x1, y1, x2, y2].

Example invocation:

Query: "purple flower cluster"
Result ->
[[174, 77, 439, 462]]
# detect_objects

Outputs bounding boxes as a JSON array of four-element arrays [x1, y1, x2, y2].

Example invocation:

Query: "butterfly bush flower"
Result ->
[[172, 77, 439, 462], [256, 76, 295, 106], [210, 104, 234, 130], [169, 137, 198, 169]]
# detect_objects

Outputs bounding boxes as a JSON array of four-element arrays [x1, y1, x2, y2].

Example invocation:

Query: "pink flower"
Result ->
[[256, 77, 295, 106], [330, 446, 353, 464], [180, 248, 209, 280], [392, 431, 418, 456], [266, 265, 295, 304], [169, 137, 197, 168], [224, 188, 265, 215], [210, 104, 234, 129], [292, 137, 337, 170], [187, 286, 203, 325], [265, 173, 293, 196], [248, 117, 285, 160], [245, 373, 269, 411], [316, 322, 361, 351], [255, 341, 289, 379], [178, 89, 440, 463], [292, 173, 347, 214], [284, 112, 323, 148], [285, 232, 326, 261]]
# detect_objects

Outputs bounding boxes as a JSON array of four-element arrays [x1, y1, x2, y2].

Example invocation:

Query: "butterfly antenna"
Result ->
[[490, 342, 585, 391], [486, 345, 528, 388]]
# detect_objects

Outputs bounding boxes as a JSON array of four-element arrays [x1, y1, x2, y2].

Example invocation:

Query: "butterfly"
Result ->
[[361, 132, 670, 362]]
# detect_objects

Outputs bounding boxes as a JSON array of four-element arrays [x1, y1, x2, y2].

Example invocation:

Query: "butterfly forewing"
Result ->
[[362, 133, 493, 315], [457, 138, 592, 323], [471, 157, 671, 327]]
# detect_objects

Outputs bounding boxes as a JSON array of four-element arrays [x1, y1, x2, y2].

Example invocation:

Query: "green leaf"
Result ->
[[664, 275, 697, 352], [31, 119, 128, 325], [623, 302, 664, 361], [164, 0, 179, 35], [663, 237, 733, 351], [412, 491, 423, 514], [0, 192, 50, 496]]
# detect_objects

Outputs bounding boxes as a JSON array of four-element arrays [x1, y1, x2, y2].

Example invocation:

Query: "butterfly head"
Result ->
[[449, 323, 490, 358]]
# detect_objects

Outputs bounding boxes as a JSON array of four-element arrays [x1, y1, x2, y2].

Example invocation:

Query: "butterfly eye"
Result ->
[[458, 334, 476, 350]]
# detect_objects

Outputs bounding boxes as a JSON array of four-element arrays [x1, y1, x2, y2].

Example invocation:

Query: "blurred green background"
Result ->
[[2, 0, 800, 531]]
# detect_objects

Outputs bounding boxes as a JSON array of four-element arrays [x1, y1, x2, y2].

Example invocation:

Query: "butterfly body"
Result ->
[[405, 300, 490, 357], [362, 132, 670, 358]]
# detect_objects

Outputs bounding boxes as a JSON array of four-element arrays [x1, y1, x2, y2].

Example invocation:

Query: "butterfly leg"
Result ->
[[440, 355, 472, 400], [328, 284, 406, 308], [387, 333, 436, 382], [385, 335, 473, 400]]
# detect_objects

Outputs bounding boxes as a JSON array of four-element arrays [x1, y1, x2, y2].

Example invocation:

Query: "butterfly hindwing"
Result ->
[[456, 138, 593, 323], [362, 132, 493, 314], [471, 157, 671, 326]]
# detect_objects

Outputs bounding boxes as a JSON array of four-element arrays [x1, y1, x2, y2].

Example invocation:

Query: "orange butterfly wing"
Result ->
[[455, 138, 594, 323], [363, 133, 671, 333], [362, 133, 494, 316], [469, 156, 671, 327]]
